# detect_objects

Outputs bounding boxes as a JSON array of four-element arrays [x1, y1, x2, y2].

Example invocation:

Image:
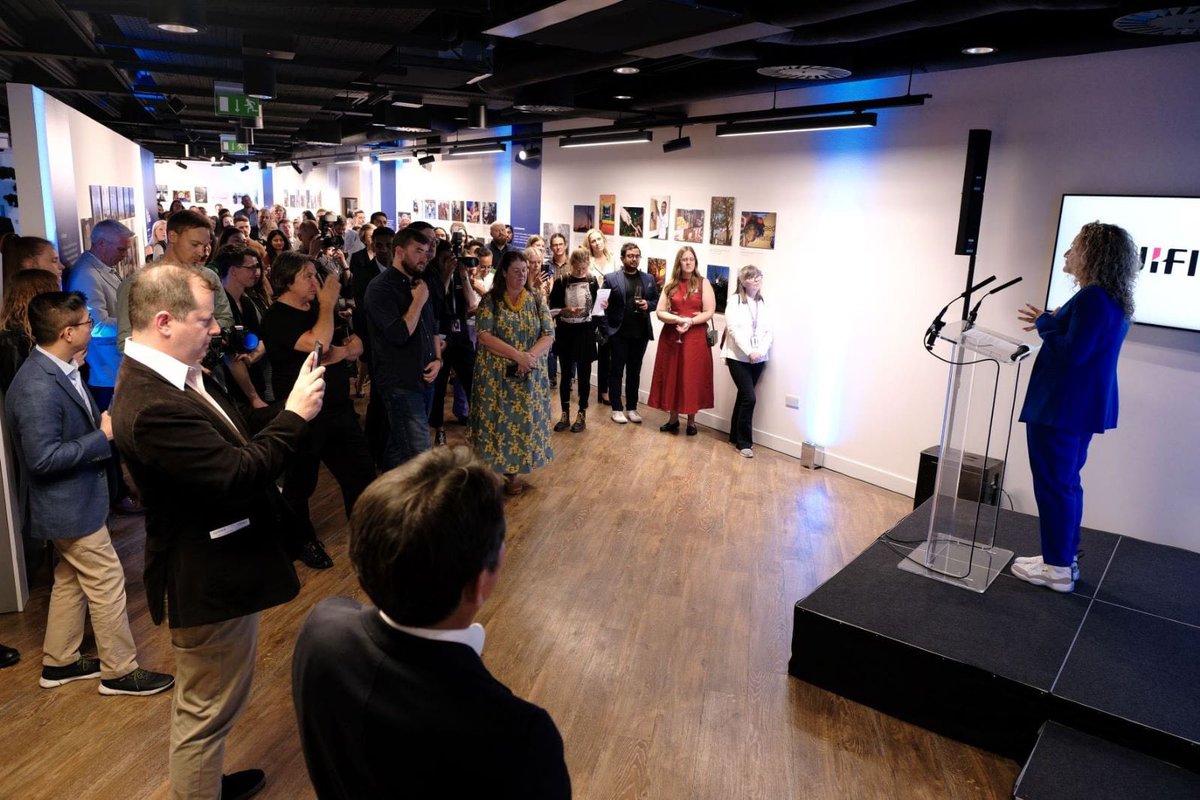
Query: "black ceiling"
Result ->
[[0, 1, 1195, 162]]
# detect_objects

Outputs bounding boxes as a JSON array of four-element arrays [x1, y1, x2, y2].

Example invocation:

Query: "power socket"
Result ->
[[785, 394, 800, 409]]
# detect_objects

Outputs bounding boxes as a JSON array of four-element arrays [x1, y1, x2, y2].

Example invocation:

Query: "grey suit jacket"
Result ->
[[4, 349, 113, 540], [66, 251, 122, 387]]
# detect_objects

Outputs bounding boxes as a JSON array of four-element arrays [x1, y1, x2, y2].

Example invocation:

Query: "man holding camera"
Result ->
[[112, 263, 325, 800], [215, 245, 269, 413], [364, 226, 440, 469], [260, 252, 374, 570]]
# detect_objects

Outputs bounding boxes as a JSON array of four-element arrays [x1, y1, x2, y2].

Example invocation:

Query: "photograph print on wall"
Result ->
[[674, 208, 705, 243], [599, 194, 616, 235], [437, 201, 450, 220], [482, 202, 498, 224], [467, 201, 481, 223], [647, 257, 667, 288], [619, 206, 644, 238], [740, 211, 777, 249], [707, 264, 730, 314], [451, 200, 465, 222], [573, 204, 595, 232], [709, 195, 735, 246], [649, 196, 671, 239], [423, 199, 436, 218], [543, 222, 571, 242]]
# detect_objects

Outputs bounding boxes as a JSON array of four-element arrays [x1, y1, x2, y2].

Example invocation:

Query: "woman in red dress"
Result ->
[[649, 246, 716, 435]]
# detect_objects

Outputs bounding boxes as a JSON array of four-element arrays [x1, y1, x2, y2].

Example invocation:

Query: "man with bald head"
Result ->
[[487, 222, 509, 267]]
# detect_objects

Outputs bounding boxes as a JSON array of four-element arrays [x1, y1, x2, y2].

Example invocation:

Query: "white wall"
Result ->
[[535, 41, 1200, 551], [271, 162, 338, 217], [154, 161, 263, 213], [395, 154, 509, 240]]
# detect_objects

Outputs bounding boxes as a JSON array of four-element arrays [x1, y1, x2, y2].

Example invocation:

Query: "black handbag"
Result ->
[[706, 319, 718, 347]]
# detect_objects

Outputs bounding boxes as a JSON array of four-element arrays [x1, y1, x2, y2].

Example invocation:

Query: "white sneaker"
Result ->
[[739, 448, 754, 458], [1010, 560, 1074, 593], [1013, 555, 1080, 581], [625, 410, 643, 424], [611, 411, 628, 424]]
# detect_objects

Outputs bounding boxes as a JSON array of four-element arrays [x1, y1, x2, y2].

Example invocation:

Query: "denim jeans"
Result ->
[[381, 384, 434, 470]]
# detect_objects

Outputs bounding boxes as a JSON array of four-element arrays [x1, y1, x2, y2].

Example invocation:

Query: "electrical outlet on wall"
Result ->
[[785, 394, 800, 409]]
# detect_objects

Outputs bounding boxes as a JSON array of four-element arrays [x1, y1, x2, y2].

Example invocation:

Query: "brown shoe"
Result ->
[[553, 410, 570, 432], [570, 410, 586, 433]]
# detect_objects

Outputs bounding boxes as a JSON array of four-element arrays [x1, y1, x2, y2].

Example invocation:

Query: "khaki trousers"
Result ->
[[169, 613, 259, 800], [42, 525, 138, 680]]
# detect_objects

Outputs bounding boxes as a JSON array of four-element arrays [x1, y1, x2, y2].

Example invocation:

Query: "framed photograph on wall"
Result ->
[[709, 196, 735, 246], [674, 208, 705, 243], [482, 202, 498, 225], [451, 200, 465, 222], [543, 222, 570, 242], [619, 206, 644, 238], [437, 201, 450, 220], [707, 265, 730, 313], [649, 196, 670, 239], [466, 201, 481, 223], [89, 185, 102, 220], [423, 199, 436, 218], [599, 194, 616, 235], [739, 211, 777, 249], [647, 257, 667, 288], [573, 205, 594, 232], [195, 186, 208, 204]]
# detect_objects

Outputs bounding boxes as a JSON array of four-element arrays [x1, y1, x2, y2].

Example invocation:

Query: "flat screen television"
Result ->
[[1046, 194, 1200, 332]]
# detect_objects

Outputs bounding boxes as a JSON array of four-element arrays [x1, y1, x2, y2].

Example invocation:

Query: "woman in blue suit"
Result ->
[[1012, 222, 1139, 592]]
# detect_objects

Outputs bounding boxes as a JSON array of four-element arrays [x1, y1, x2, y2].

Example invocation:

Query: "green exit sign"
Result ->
[[215, 93, 261, 119], [220, 137, 249, 154]]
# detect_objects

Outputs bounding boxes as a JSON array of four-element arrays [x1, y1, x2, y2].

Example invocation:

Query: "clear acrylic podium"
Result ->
[[898, 322, 1037, 592]]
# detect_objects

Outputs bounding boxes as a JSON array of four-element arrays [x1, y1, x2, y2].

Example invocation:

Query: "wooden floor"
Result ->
[[0, 396, 1019, 798]]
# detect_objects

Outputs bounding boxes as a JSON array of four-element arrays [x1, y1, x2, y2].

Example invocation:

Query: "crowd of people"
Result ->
[[0, 194, 787, 798]]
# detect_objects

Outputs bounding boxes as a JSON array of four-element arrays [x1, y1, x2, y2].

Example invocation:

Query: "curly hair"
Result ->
[[1074, 221, 1138, 319]]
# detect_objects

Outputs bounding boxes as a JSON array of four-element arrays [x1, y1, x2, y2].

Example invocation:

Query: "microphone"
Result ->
[[925, 275, 997, 350], [966, 276, 1023, 325]]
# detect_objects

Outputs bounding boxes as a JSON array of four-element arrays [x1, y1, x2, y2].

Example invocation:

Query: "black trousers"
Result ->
[[281, 404, 376, 546], [429, 337, 476, 429], [557, 350, 593, 411], [596, 341, 611, 398], [726, 359, 765, 449], [608, 335, 649, 412]]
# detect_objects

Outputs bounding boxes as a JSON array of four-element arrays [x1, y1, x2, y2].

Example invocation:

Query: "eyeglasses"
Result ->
[[63, 317, 94, 331], [626, 254, 642, 260], [234, 263, 262, 272]]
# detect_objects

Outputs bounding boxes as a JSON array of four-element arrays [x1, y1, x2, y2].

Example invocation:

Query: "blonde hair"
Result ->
[[734, 265, 764, 303], [663, 246, 701, 300], [584, 228, 610, 265]]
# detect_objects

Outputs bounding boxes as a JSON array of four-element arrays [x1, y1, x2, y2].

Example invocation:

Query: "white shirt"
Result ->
[[124, 339, 240, 432], [379, 610, 486, 656], [35, 345, 94, 417], [721, 294, 773, 363]]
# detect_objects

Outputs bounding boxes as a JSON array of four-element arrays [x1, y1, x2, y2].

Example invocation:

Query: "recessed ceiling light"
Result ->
[[613, 66, 640, 75], [962, 46, 996, 55], [613, 94, 632, 100]]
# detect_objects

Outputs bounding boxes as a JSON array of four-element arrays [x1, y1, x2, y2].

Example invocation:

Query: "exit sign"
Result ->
[[220, 136, 249, 154], [215, 93, 261, 119]]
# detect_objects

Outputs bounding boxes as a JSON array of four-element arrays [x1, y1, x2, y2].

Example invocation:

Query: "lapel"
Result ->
[[31, 350, 98, 425], [125, 358, 249, 444]]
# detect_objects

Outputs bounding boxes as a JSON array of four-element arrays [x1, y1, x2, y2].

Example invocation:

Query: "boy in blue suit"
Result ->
[[5, 291, 173, 695]]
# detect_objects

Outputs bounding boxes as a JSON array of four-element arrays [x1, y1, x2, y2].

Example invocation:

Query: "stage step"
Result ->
[[1015, 721, 1200, 799]]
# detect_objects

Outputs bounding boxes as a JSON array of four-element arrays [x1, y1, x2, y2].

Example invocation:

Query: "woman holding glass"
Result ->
[[722, 265, 773, 457], [649, 246, 715, 435]]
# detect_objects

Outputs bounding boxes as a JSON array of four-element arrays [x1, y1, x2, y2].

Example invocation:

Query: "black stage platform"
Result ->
[[789, 501, 1200, 778]]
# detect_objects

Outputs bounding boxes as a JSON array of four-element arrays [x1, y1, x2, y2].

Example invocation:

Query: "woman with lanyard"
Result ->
[[721, 265, 773, 457]]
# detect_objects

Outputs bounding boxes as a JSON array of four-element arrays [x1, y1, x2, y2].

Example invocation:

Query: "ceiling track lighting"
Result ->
[[290, 160, 302, 174], [239, 164, 250, 172], [662, 135, 691, 153], [149, 0, 205, 34], [390, 94, 424, 109], [714, 112, 878, 137], [175, 160, 188, 169], [448, 142, 508, 156], [517, 144, 541, 161], [418, 154, 436, 166], [559, 130, 652, 149]]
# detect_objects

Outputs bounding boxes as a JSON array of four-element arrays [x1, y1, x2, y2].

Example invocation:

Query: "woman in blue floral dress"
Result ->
[[470, 250, 555, 494]]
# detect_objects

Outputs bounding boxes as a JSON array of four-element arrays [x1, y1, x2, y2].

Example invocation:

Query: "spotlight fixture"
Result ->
[[244, 61, 276, 100], [418, 154, 436, 166], [613, 94, 632, 100], [175, 160, 188, 169], [962, 46, 996, 55], [662, 135, 691, 154], [449, 142, 508, 156], [290, 160, 302, 174], [240, 164, 250, 172], [613, 66, 640, 75], [165, 95, 187, 115], [714, 113, 877, 137], [467, 102, 488, 129], [559, 130, 652, 149], [149, 0, 205, 34], [517, 144, 541, 161]]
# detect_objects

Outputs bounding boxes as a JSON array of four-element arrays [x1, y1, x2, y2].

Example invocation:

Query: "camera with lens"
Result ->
[[203, 325, 260, 369], [450, 230, 479, 269]]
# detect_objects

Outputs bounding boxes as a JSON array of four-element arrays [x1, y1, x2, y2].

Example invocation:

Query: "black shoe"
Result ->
[[0, 644, 20, 669], [597, 393, 609, 406], [550, 379, 557, 388], [40, 655, 101, 688], [686, 424, 698, 436], [222, 769, 266, 800], [111, 495, 145, 515], [659, 421, 680, 433], [553, 411, 570, 432], [570, 410, 586, 433], [296, 540, 334, 570], [435, 429, 447, 446], [100, 667, 175, 696]]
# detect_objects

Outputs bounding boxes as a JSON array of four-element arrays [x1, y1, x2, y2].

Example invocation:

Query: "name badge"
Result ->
[[750, 335, 761, 351], [209, 518, 251, 540]]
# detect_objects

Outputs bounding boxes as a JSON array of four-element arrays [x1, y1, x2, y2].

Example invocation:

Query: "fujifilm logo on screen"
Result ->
[[1141, 247, 1200, 276]]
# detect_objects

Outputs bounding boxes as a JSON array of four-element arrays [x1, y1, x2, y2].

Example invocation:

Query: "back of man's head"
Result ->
[[350, 447, 506, 627], [128, 263, 217, 332], [28, 291, 88, 347]]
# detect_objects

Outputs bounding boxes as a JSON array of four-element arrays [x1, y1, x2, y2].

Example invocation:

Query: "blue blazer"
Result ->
[[1019, 284, 1129, 434], [601, 270, 660, 340], [4, 349, 113, 540]]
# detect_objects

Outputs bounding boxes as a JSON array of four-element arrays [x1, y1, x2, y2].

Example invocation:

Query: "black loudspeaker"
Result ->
[[913, 445, 1004, 510], [954, 129, 991, 256]]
